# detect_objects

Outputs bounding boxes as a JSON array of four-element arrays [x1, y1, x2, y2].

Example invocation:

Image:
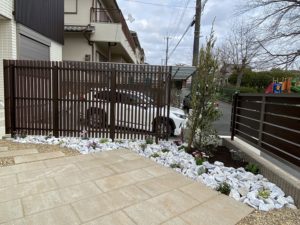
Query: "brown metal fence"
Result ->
[[231, 93, 300, 167], [4, 60, 171, 141]]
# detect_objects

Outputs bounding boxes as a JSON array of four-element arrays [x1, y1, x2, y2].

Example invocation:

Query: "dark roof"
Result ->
[[64, 25, 95, 32], [171, 66, 196, 80]]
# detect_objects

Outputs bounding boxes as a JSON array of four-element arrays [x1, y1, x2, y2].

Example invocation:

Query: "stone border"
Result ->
[[223, 137, 300, 208]]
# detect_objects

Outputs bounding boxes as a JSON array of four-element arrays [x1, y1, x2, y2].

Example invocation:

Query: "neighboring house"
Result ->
[[63, 0, 144, 64], [170, 66, 196, 107], [0, 0, 64, 104]]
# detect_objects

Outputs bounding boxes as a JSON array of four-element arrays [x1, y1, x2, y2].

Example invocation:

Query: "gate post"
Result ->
[[52, 64, 59, 137], [231, 92, 238, 141], [258, 95, 266, 146], [110, 69, 116, 141], [9, 63, 16, 135]]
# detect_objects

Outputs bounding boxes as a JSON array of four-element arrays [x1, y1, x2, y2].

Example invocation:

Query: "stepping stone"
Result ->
[[0, 147, 8, 152], [14, 151, 65, 164], [0, 149, 38, 157]]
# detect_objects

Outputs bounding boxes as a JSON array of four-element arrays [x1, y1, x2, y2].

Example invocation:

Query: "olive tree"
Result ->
[[187, 30, 221, 153]]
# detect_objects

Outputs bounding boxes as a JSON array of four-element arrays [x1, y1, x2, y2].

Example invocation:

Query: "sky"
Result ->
[[117, 0, 241, 66]]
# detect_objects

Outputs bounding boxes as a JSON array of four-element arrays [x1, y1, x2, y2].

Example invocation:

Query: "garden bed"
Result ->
[[12, 136, 297, 211]]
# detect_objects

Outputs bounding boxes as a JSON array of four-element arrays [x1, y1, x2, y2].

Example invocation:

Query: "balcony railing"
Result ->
[[90, 7, 136, 54]]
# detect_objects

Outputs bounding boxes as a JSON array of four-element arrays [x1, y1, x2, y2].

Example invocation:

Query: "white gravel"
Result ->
[[14, 136, 297, 211]]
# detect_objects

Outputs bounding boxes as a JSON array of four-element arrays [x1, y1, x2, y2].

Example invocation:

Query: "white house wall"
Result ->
[[91, 23, 137, 63], [65, 0, 93, 25], [50, 41, 63, 61], [63, 33, 92, 61]]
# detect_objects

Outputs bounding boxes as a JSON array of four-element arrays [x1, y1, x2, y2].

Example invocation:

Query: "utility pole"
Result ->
[[192, 0, 201, 67], [165, 37, 171, 66]]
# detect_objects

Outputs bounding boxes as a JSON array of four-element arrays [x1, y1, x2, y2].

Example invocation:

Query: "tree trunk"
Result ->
[[236, 71, 243, 88]]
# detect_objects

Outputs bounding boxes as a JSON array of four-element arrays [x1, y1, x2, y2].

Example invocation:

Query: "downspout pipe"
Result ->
[[83, 25, 94, 61]]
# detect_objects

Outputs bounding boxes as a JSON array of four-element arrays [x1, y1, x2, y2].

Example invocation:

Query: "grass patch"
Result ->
[[150, 153, 160, 158]]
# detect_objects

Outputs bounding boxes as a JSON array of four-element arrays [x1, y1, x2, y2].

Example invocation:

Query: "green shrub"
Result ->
[[150, 153, 160, 158], [178, 145, 186, 151], [245, 163, 260, 175], [161, 148, 170, 153], [258, 189, 270, 199], [170, 163, 181, 169], [239, 86, 258, 93], [140, 143, 147, 151], [216, 182, 231, 195], [145, 136, 154, 145], [195, 158, 205, 166], [100, 138, 109, 144]]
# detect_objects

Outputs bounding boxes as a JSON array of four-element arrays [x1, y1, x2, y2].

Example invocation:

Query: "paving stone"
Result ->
[[22, 190, 64, 215], [0, 178, 58, 203], [72, 185, 149, 222], [180, 182, 220, 203], [95, 169, 153, 192], [124, 201, 170, 225], [148, 190, 199, 214], [0, 161, 46, 176], [14, 151, 65, 164], [75, 158, 110, 170], [0, 149, 38, 157], [137, 173, 192, 197], [54, 170, 87, 188], [124, 190, 199, 225], [82, 211, 136, 225], [2, 205, 80, 225], [119, 152, 143, 160], [44, 154, 94, 167], [0, 199, 23, 223], [0, 174, 17, 188], [59, 181, 102, 203], [180, 194, 254, 225], [108, 158, 155, 173], [142, 165, 172, 177], [17, 163, 79, 183], [161, 217, 189, 225], [81, 165, 116, 180], [0, 146, 8, 152]]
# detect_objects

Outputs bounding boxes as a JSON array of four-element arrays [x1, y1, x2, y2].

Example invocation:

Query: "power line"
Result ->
[[123, 0, 195, 8], [168, 0, 192, 46], [168, 18, 195, 61]]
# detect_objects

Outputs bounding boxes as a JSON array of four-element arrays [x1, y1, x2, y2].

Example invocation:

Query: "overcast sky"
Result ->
[[117, 0, 242, 66]]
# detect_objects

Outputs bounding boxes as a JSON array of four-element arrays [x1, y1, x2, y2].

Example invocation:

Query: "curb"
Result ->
[[223, 137, 300, 208]]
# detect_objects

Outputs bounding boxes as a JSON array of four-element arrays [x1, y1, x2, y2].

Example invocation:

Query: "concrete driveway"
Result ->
[[0, 145, 253, 225]]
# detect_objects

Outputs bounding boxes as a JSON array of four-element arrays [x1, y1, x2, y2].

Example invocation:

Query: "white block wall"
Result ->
[[0, 19, 17, 104], [0, 0, 14, 19]]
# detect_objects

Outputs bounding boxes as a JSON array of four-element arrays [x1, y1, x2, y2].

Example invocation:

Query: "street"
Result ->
[[214, 101, 232, 136]]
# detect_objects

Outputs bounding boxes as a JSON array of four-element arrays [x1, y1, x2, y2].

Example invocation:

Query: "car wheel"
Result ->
[[87, 109, 106, 128]]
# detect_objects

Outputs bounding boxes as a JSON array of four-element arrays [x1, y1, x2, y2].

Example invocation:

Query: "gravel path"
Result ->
[[237, 209, 300, 225]]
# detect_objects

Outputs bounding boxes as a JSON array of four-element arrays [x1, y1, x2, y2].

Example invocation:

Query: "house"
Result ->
[[63, 0, 144, 64], [0, 0, 64, 137], [0, 0, 64, 104]]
